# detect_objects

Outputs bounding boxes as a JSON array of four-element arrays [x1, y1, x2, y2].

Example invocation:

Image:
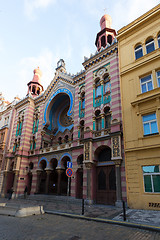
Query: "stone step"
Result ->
[[21, 194, 82, 204]]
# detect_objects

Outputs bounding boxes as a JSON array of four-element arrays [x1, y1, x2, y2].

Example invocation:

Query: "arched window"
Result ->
[[107, 35, 112, 45], [30, 136, 36, 150], [101, 35, 106, 48], [95, 79, 101, 98], [32, 113, 39, 134], [104, 107, 111, 129], [146, 38, 155, 54], [81, 92, 85, 109], [32, 86, 36, 94], [104, 75, 110, 93], [95, 110, 101, 131], [29, 162, 34, 170], [135, 44, 143, 59], [158, 33, 160, 48], [80, 120, 84, 139], [39, 160, 46, 170], [64, 135, 69, 143], [37, 87, 40, 95], [98, 147, 111, 162], [58, 137, 62, 145], [33, 136, 36, 149]]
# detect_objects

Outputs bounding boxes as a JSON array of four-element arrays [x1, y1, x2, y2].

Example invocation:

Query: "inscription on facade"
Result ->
[[112, 136, 120, 157], [85, 142, 90, 160]]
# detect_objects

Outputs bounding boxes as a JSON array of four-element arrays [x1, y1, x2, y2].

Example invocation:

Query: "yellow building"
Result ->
[[117, 4, 160, 210]]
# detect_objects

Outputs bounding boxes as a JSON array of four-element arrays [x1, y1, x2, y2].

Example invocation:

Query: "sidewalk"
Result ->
[[0, 195, 160, 231]]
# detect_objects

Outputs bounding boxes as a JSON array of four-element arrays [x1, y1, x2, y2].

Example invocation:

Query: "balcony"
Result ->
[[40, 142, 73, 154], [93, 128, 111, 138]]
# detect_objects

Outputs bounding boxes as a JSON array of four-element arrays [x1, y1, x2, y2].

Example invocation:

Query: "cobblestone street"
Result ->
[[0, 214, 160, 240]]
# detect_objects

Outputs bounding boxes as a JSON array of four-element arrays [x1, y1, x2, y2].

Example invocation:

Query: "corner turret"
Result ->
[[27, 67, 44, 97], [95, 14, 116, 51]]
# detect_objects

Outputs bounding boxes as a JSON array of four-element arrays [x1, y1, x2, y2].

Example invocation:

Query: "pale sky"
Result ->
[[0, 0, 159, 102]]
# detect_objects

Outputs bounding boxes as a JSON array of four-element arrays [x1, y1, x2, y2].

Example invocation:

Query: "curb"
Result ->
[[45, 210, 160, 233]]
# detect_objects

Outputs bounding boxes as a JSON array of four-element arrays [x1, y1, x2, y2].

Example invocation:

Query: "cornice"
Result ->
[[120, 50, 160, 76], [82, 42, 118, 70], [15, 96, 34, 109], [131, 89, 160, 106]]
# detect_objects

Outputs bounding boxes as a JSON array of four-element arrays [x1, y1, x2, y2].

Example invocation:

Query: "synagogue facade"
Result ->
[[0, 14, 126, 206]]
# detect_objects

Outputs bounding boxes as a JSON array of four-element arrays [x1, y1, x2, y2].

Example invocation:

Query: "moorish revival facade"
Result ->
[[0, 14, 126, 206]]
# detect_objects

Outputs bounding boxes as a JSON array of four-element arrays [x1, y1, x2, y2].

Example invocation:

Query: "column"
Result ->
[[78, 126, 81, 138], [92, 116, 96, 131], [111, 135, 123, 207], [93, 84, 95, 107], [45, 169, 52, 194], [85, 162, 95, 204], [1, 171, 9, 196], [101, 113, 105, 129], [79, 97, 81, 118], [13, 170, 19, 196], [57, 168, 63, 195], [100, 80, 104, 104], [115, 164, 122, 206], [35, 170, 42, 193]]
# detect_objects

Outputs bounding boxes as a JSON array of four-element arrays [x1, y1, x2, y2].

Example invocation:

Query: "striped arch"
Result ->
[[58, 153, 72, 168], [38, 157, 49, 168]]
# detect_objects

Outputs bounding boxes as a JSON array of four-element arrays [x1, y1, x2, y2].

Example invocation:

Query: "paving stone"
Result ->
[[0, 196, 160, 228]]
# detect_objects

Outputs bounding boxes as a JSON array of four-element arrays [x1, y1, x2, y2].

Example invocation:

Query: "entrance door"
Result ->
[[49, 171, 58, 194], [61, 171, 68, 195], [96, 165, 116, 205], [39, 171, 47, 194], [76, 169, 83, 199]]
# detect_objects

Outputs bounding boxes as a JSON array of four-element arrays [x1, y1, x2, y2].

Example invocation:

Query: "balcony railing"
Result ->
[[40, 142, 73, 154], [95, 93, 111, 107], [94, 128, 111, 138]]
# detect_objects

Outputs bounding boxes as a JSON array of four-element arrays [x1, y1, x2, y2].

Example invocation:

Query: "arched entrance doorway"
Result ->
[[76, 154, 83, 199], [39, 160, 47, 194], [48, 158, 58, 194], [95, 146, 116, 205]]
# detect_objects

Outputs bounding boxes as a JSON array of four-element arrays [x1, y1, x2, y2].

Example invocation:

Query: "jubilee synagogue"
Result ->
[[0, 13, 126, 206]]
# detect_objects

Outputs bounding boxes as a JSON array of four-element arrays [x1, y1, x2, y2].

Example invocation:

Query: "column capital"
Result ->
[[14, 170, 19, 175], [100, 113, 105, 118], [36, 169, 43, 174], [45, 168, 53, 173], [111, 157, 122, 166], [56, 167, 64, 173], [100, 79, 104, 85], [84, 161, 95, 169]]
